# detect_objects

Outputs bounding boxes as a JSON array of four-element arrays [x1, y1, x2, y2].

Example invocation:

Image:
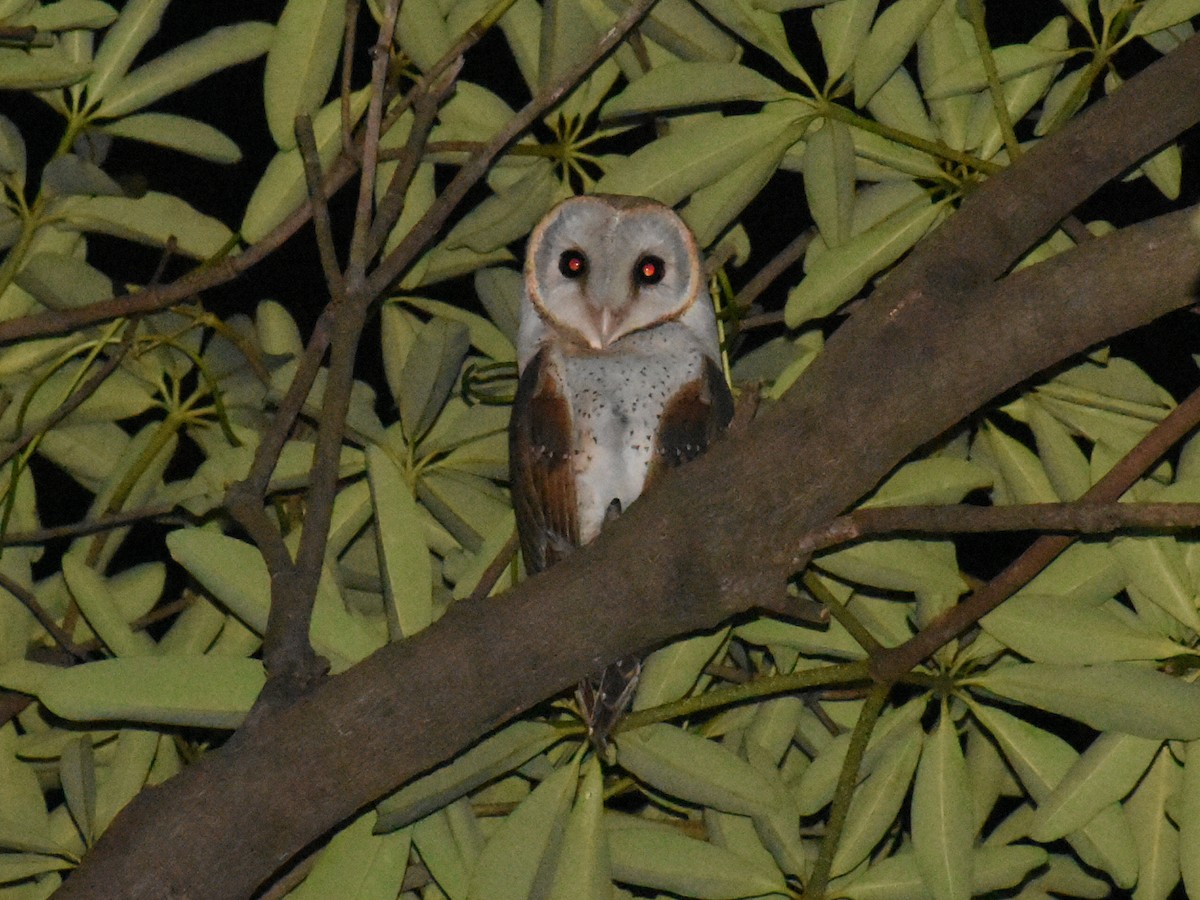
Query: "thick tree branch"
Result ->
[[53, 34, 1200, 900]]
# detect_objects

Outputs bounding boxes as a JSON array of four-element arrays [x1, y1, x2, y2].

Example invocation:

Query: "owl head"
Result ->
[[521, 195, 706, 360]]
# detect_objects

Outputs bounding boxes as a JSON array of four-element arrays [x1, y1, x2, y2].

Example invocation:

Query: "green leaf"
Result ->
[[13, 253, 113, 310], [915, 2, 977, 150], [975, 421, 1059, 503], [830, 845, 1048, 899], [0, 115, 26, 187], [411, 799, 482, 898], [1111, 536, 1200, 632], [812, 0, 878, 87], [440, 161, 562, 255], [853, 0, 944, 104], [601, 62, 789, 119], [62, 552, 156, 657], [864, 66, 938, 142], [97, 22, 274, 118], [12, 0, 117, 31], [375, 721, 563, 832], [399, 318, 471, 443], [394, 0, 453, 71], [100, 113, 241, 164], [692, 0, 809, 81], [817, 538, 967, 598], [607, 813, 787, 898], [1124, 746, 1180, 900], [633, 628, 728, 711], [681, 129, 795, 248], [925, 41, 1074, 100], [540, 0, 600, 92], [831, 721, 923, 876], [596, 107, 804, 205], [970, 701, 1138, 888], [546, 757, 610, 900], [632, 0, 740, 64], [291, 812, 411, 899], [1180, 740, 1200, 896], [1026, 398, 1090, 500], [1128, 0, 1200, 36], [87, 0, 169, 103], [616, 724, 787, 816], [973, 663, 1200, 740], [911, 706, 973, 900], [366, 445, 432, 640], [804, 118, 856, 247], [1029, 732, 1161, 841], [94, 728, 157, 834], [1140, 142, 1182, 200], [981, 592, 1184, 664], [785, 194, 940, 328], [264, 0, 345, 150], [862, 458, 992, 508], [241, 86, 370, 243], [466, 757, 579, 900], [0, 46, 90, 90], [36, 656, 265, 728], [474, 268, 523, 345], [60, 736, 97, 846], [60, 191, 234, 259]]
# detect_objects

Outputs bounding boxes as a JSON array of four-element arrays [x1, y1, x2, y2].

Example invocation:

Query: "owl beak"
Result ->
[[586, 306, 622, 348]]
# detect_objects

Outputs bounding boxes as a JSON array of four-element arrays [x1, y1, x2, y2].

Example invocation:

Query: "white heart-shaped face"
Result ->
[[523, 195, 701, 352]]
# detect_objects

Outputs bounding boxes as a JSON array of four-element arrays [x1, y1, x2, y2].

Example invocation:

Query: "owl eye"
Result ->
[[559, 249, 588, 279], [635, 255, 665, 285]]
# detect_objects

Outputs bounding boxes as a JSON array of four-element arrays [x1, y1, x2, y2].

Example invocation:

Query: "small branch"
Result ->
[[804, 683, 889, 899], [365, 59, 462, 260], [796, 500, 1200, 558], [0, 503, 185, 546], [347, 0, 402, 284], [0, 316, 137, 471], [965, 0, 1021, 160], [465, 529, 518, 603], [734, 227, 814, 314], [0, 570, 87, 660], [296, 116, 347, 301], [871, 377, 1200, 683], [340, 0, 361, 161]]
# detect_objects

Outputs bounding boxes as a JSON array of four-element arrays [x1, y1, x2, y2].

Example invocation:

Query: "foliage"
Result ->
[[0, 0, 1198, 897]]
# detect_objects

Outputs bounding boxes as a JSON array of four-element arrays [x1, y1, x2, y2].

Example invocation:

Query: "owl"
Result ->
[[509, 194, 733, 741]]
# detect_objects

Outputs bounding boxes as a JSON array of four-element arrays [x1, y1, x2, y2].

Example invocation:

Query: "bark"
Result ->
[[53, 35, 1200, 900]]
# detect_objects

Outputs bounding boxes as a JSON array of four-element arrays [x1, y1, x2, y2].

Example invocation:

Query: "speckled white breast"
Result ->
[[552, 324, 711, 543]]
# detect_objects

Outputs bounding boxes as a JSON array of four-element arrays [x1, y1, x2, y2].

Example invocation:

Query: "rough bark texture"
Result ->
[[53, 35, 1200, 900]]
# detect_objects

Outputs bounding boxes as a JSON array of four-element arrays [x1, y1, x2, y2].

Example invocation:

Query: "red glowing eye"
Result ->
[[559, 249, 587, 278], [635, 255, 665, 285]]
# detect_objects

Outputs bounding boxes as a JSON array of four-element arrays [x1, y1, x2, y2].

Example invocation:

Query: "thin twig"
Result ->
[[871, 379, 1200, 683], [296, 116, 347, 301], [796, 500, 1200, 557], [0, 570, 87, 660], [348, 0, 403, 283], [0, 316, 139, 470], [366, 58, 462, 260], [734, 227, 815, 315], [466, 529, 518, 603], [340, 0, 361, 161], [0, 503, 185, 546]]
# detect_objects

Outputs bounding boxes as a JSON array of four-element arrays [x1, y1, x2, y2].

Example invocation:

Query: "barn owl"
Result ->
[[509, 194, 733, 743]]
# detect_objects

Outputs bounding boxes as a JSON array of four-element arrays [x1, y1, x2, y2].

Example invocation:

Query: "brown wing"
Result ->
[[647, 357, 734, 487], [509, 348, 579, 574]]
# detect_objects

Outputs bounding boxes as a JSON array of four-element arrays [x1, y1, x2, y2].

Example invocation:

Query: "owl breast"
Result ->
[[554, 324, 709, 543]]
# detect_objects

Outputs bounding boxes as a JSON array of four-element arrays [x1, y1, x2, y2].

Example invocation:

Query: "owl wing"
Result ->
[[647, 356, 734, 486], [509, 348, 580, 574]]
